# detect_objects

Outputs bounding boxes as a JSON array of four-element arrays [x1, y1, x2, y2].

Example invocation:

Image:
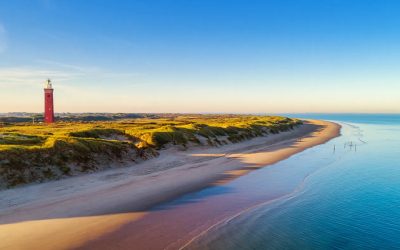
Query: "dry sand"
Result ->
[[0, 119, 340, 250]]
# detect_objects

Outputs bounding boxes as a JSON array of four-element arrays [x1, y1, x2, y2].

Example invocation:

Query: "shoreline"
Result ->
[[0, 119, 340, 250]]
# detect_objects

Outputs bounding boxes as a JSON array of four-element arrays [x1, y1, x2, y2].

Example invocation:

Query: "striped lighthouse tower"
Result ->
[[44, 79, 55, 124]]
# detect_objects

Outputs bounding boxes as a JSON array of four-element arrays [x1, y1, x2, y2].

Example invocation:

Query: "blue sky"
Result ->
[[1, 0, 400, 113]]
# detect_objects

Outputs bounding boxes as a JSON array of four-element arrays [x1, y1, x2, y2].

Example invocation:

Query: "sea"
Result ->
[[184, 114, 400, 249]]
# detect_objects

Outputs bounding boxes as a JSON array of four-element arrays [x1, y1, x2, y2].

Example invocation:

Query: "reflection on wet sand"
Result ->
[[0, 120, 339, 250]]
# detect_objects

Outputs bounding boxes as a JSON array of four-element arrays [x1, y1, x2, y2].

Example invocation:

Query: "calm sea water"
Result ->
[[187, 114, 400, 249]]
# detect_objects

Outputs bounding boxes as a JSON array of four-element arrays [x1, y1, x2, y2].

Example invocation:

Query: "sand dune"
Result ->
[[0, 120, 340, 250]]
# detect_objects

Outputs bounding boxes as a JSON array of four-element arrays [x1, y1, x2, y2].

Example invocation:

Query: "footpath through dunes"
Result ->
[[0, 119, 340, 250]]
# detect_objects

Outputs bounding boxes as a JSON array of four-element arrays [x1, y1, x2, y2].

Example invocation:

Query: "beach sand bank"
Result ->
[[0, 120, 340, 250]]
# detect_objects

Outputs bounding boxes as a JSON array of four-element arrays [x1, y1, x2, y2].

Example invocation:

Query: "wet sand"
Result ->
[[0, 120, 340, 250]]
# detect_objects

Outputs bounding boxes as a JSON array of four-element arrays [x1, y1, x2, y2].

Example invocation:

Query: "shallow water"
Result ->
[[187, 115, 400, 249]]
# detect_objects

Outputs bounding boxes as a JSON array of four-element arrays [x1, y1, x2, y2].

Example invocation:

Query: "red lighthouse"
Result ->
[[44, 79, 55, 123]]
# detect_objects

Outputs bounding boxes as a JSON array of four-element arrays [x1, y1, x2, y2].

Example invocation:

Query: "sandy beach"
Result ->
[[0, 119, 340, 250]]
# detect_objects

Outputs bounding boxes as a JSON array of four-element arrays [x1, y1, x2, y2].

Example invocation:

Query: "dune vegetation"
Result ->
[[0, 115, 301, 189]]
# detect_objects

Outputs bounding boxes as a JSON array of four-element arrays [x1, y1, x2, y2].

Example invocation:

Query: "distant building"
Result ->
[[44, 79, 55, 123]]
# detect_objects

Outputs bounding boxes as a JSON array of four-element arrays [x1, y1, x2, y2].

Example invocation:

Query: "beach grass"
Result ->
[[0, 115, 301, 188]]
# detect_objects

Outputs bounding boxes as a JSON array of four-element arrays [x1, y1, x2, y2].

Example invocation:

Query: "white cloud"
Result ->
[[35, 59, 98, 73], [0, 62, 146, 91], [0, 23, 6, 53], [0, 67, 77, 87], [0, 61, 112, 88], [35, 59, 143, 80]]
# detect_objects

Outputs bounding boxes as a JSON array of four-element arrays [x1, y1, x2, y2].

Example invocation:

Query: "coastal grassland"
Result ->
[[0, 115, 301, 188]]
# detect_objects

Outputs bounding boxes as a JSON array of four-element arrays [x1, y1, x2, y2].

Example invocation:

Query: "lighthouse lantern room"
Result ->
[[44, 79, 55, 124]]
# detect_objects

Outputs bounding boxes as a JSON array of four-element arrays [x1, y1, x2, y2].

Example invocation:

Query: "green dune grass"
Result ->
[[0, 115, 301, 188]]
